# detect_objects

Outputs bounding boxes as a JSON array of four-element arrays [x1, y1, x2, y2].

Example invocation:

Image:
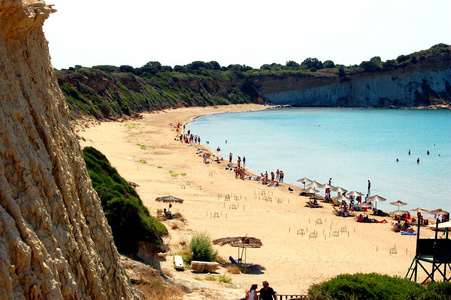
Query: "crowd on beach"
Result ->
[[172, 122, 449, 237]]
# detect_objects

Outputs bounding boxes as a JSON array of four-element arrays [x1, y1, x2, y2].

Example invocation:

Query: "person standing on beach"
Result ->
[[367, 180, 371, 195], [229, 153, 232, 163], [259, 281, 276, 300], [243, 156, 246, 168]]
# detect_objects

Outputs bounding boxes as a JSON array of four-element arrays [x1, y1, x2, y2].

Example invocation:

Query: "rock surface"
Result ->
[[0, 0, 134, 298]]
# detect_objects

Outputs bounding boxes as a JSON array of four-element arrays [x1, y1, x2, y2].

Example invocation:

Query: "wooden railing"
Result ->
[[277, 295, 307, 300]]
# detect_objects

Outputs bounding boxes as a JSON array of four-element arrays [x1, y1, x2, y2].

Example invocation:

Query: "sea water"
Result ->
[[185, 108, 451, 215]]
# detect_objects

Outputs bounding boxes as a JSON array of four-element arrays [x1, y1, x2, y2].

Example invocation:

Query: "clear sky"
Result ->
[[43, 0, 451, 70]]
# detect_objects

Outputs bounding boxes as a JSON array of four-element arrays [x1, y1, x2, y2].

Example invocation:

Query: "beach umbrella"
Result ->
[[390, 210, 409, 216], [367, 195, 386, 210], [337, 195, 351, 204], [332, 186, 347, 194], [390, 200, 407, 211], [359, 202, 373, 213], [155, 195, 184, 203], [409, 207, 430, 214], [213, 236, 262, 265], [428, 208, 449, 216], [296, 177, 312, 189], [306, 181, 323, 189], [427, 209, 450, 239], [347, 190, 363, 197], [304, 187, 320, 195]]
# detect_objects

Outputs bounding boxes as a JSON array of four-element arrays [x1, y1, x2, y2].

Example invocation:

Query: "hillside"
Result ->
[[0, 0, 135, 298], [56, 44, 451, 120]]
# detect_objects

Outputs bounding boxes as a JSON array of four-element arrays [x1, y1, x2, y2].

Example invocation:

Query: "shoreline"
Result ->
[[77, 104, 437, 297]]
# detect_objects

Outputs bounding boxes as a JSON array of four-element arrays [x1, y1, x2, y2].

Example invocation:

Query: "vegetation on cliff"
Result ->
[[58, 43, 450, 120], [83, 146, 167, 255]]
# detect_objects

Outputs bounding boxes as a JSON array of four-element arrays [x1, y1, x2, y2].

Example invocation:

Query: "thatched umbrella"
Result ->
[[213, 236, 262, 264], [155, 195, 184, 203]]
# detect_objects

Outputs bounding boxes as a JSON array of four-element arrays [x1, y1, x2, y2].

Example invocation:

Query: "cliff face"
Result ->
[[0, 0, 134, 298], [259, 51, 451, 107]]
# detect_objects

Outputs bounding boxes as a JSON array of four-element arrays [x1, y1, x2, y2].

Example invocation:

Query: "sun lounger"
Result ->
[[173, 255, 184, 270], [190, 261, 219, 273]]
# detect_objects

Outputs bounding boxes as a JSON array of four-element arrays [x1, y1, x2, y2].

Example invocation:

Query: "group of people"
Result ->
[[178, 131, 201, 144], [246, 281, 276, 300]]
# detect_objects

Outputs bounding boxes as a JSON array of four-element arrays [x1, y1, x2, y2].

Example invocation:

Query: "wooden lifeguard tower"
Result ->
[[405, 217, 451, 284]]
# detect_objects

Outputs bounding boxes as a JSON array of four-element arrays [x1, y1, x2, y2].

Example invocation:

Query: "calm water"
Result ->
[[186, 108, 451, 215]]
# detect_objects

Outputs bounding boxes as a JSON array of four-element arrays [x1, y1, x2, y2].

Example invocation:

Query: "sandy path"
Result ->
[[77, 104, 435, 298]]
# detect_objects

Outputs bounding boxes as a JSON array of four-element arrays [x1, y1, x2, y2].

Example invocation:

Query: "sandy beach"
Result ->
[[77, 104, 436, 298]]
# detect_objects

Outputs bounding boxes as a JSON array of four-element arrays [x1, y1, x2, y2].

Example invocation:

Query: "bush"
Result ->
[[420, 281, 451, 300], [308, 273, 425, 300], [189, 233, 217, 262], [83, 146, 167, 255]]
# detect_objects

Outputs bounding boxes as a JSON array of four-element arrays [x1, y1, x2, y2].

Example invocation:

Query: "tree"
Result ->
[[301, 57, 323, 71], [285, 60, 300, 68], [323, 60, 335, 69], [206, 61, 221, 70], [118, 65, 135, 73]]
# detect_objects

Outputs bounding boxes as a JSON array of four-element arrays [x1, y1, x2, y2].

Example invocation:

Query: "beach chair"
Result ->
[[332, 198, 340, 206], [173, 255, 184, 270]]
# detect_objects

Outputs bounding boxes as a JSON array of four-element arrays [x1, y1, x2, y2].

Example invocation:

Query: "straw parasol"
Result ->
[[155, 195, 184, 203], [213, 236, 262, 265], [306, 180, 323, 189], [390, 210, 409, 217], [296, 177, 312, 189], [428, 208, 449, 216], [332, 186, 347, 194], [409, 207, 430, 214], [390, 200, 407, 211], [367, 195, 386, 210], [347, 190, 363, 198]]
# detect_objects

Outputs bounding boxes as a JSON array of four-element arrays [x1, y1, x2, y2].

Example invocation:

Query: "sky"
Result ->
[[43, 0, 451, 70]]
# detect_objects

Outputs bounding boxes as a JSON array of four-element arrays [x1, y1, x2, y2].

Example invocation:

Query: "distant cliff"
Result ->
[[56, 46, 451, 120], [259, 51, 451, 108], [0, 0, 135, 298]]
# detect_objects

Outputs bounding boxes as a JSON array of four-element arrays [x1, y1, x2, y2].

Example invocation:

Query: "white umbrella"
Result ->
[[367, 195, 386, 210], [332, 186, 347, 194], [296, 177, 312, 189], [306, 181, 323, 189], [304, 187, 320, 195], [347, 190, 363, 198]]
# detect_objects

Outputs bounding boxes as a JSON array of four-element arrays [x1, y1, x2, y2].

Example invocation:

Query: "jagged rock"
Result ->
[[0, 0, 135, 298]]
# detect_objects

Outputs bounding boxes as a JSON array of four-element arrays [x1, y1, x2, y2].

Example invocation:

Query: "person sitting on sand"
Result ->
[[357, 214, 364, 222]]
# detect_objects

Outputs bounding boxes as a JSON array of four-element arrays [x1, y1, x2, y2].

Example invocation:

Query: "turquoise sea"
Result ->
[[186, 108, 451, 215]]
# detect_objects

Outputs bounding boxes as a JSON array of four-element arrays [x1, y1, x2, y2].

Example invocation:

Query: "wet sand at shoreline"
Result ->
[[77, 104, 436, 298]]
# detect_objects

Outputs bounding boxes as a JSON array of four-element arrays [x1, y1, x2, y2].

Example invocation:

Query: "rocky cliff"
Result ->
[[0, 0, 135, 298], [258, 50, 451, 107]]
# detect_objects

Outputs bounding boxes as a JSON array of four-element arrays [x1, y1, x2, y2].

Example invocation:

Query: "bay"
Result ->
[[186, 108, 451, 215]]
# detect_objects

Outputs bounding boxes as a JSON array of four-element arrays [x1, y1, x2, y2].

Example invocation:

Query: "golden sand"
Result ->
[[78, 104, 435, 297]]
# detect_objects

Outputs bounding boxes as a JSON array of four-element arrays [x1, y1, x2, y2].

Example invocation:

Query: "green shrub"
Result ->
[[83, 146, 167, 255], [308, 273, 425, 300], [420, 281, 451, 300], [189, 233, 217, 262]]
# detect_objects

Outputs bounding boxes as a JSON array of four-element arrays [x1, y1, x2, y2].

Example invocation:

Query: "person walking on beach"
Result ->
[[259, 281, 276, 300]]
